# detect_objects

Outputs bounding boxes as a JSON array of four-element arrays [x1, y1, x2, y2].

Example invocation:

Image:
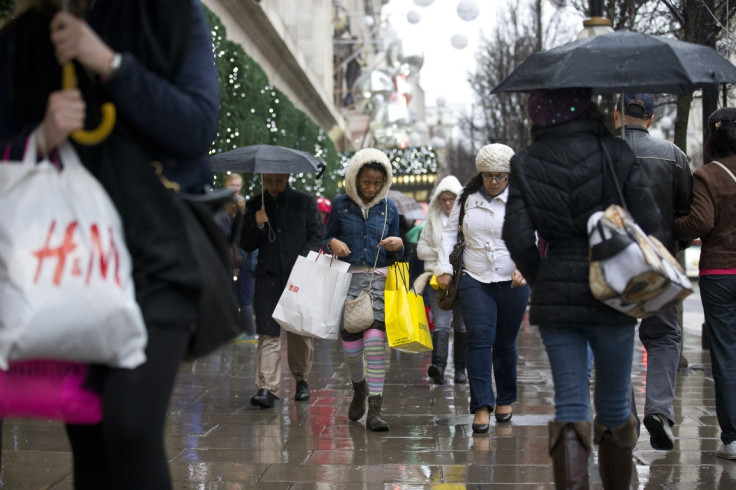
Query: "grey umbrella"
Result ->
[[492, 30, 736, 95], [387, 190, 427, 220], [210, 144, 325, 175]]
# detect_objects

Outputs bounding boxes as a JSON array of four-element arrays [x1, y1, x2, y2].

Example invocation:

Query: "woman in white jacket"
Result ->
[[436, 144, 529, 433], [416, 176, 467, 384]]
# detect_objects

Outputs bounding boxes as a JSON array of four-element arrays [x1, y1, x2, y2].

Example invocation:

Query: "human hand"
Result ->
[[511, 269, 527, 288], [378, 236, 403, 252], [255, 205, 269, 227], [329, 238, 351, 257], [435, 273, 452, 288], [50, 12, 116, 77], [40, 89, 86, 152]]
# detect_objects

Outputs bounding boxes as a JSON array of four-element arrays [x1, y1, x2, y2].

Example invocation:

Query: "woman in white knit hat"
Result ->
[[436, 144, 530, 433]]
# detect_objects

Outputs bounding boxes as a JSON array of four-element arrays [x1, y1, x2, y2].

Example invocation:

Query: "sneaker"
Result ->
[[643, 414, 674, 450], [717, 441, 736, 460], [234, 333, 258, 343]]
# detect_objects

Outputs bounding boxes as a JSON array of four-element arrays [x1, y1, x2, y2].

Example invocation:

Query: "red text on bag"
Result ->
[[32, 220, 122, 287]]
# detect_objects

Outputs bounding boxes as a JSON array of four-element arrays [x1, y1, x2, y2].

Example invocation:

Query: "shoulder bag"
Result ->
[[343, 200, 388, 333], [436, 201, 466, 311], [587, 141, 693, 318]]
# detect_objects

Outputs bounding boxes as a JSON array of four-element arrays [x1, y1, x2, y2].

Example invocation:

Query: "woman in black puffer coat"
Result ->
[[503, 88, 660, 490]]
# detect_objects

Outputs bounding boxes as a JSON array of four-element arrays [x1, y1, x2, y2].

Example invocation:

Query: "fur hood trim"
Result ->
[[344, 148, 393, 210]]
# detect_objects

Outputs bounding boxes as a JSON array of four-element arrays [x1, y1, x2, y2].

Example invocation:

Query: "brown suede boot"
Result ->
[[366, 394, 389, 431], [594, 414, 637, 490], [548, 421, 591, 490], [348, 380, 368, 421]]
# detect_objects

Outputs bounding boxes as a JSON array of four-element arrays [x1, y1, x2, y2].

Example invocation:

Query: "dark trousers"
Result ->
[[66, 324, 190, 489], [700, 275, 736, 445], [457, 274, 530, 413]]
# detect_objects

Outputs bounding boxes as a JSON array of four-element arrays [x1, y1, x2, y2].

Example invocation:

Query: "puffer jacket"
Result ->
[[503, 117, 661, 327], [622, 125, 692, 254], [322, 149, 402, 267]]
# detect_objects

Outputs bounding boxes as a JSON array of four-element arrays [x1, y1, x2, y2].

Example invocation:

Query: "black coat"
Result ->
[[241, 186, 324, 336], [503, 117, 661, 327]]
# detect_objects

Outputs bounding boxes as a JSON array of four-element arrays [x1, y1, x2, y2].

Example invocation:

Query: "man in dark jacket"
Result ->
[[614, 93, 693, 450], [241, 174, 324, 408]]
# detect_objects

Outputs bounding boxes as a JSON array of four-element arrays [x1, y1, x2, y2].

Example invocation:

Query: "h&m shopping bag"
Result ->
[[0, 134, 147, 370], [384, 262, 432, 353], [273, 250, 351, 339]]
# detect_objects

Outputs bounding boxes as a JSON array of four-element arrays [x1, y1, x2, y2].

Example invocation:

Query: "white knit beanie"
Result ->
[[475, 143, 514, 174]]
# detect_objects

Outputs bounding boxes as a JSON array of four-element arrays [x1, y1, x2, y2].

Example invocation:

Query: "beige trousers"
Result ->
[[254, 331, 314, 395]]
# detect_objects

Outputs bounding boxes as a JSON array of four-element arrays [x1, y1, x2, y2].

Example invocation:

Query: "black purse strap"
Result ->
[[599, 139, 628, 212]]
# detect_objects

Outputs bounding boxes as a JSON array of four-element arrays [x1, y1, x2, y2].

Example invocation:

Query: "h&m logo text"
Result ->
[[32, 220, 122, 287]]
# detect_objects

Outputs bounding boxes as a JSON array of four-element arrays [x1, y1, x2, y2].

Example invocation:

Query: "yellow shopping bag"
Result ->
[[384, 263, 433, 353]]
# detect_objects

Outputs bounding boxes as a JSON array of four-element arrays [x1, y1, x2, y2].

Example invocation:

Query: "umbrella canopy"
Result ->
[[210, 144, 324, 174], [492, 30, 736, 95], [387, 190, 427, 220]]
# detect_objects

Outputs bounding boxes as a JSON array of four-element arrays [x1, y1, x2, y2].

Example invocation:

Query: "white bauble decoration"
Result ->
[[407, 10, 421, 24], [386, 39, 424, 77], [413, 121, 429, 135], [364, 15, 375, 27], [457, 0, 480, 21], [414, 0, 435, 6], [451, 33, 468, 49]]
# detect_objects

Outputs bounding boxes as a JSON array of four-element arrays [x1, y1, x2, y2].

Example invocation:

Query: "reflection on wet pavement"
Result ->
[[1, 285, 735, 488]]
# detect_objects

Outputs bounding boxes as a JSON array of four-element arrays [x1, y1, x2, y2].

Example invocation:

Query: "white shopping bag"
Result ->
[[273, 250, 351, 339], [0, 134, 147, 370]]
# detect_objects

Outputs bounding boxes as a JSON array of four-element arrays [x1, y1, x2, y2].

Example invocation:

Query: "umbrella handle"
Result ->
[[62, 63, 116, 145], [316, 162, 326, 179]]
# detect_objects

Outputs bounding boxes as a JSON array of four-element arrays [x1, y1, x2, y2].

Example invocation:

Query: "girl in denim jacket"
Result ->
[[323, 148, 403, 431]]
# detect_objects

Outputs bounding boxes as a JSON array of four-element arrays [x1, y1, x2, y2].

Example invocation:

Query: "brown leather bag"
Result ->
[[436, 200, 465, 311]]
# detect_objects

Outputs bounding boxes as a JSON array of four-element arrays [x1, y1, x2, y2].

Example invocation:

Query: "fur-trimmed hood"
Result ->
[[344, 148, 393, 210], [427, 176, 463, 231]]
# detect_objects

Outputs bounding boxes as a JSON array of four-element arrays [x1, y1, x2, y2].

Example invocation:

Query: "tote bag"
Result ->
[[273, 251, 351, 339], [384, 262, 433, 353], [0, 134, 147, 370], [587, 142, 692, 318]]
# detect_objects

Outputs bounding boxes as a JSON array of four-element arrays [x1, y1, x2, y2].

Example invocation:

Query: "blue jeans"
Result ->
[[457, 274, 530, 413], [700, 275, 736, 445], [540, 323, 635, 428]]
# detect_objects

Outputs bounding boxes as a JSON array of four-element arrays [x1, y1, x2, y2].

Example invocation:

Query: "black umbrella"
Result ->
[[210, 144, 324, 175], [492, 30, 736, 95]]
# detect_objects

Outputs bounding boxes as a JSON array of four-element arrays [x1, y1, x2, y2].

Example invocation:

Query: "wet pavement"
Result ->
[[2, 282, 736, 489]]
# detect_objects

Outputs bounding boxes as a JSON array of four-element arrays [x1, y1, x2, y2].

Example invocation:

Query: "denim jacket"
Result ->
[[322, 193, 402, 268]]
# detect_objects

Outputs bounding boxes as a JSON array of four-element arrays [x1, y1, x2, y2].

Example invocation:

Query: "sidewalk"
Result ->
[[2, 283, 735, 488]]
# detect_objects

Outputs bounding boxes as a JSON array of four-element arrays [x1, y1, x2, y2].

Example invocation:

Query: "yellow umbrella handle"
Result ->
[[62, 63, 116, 145]]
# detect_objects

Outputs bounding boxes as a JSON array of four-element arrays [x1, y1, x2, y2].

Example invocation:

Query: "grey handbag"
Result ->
[[342, 201, 388, 333]]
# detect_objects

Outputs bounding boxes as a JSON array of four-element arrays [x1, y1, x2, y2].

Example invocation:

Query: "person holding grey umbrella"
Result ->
[[241, 173, 324, 408], [503, 88, 661, 489]]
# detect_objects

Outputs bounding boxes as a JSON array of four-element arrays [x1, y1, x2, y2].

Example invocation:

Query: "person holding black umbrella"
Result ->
[[503, 88, 661, 489], [241, 173, 324, 409]]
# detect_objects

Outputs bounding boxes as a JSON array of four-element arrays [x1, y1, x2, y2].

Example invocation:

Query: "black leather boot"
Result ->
[[549, 421, 591, 490], [428, 330, 449, 384], [348, 380, 368, 421], [366, 395, 389, 431], [453, 331, 468, 383]]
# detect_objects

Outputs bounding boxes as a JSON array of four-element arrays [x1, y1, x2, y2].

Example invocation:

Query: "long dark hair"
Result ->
[[458, 173, 483, 209]]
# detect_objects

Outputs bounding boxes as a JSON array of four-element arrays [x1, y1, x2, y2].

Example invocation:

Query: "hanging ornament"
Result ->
[[386, 39, 424, 77], [457, 0, 480, 22], [406, 10, 421, 24], [413, 0, 435, 6], [451, 33, 469, 49], [351, 70, 394, 116]]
